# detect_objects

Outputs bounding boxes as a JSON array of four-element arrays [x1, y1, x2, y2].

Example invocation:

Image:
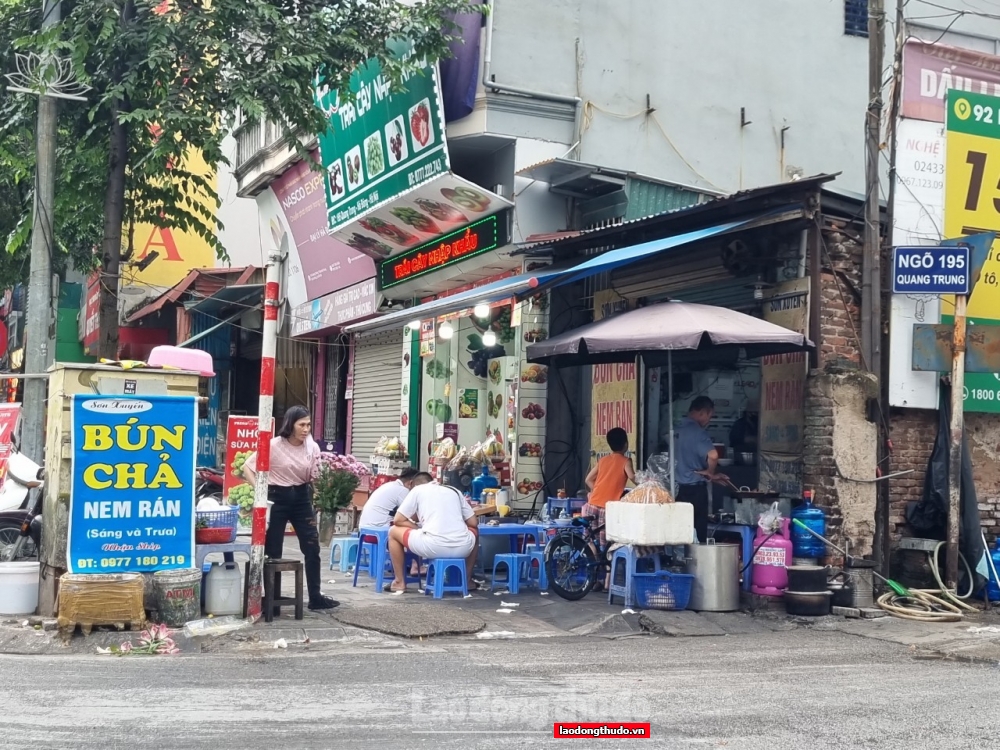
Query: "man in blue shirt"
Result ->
[[674, 396, 727, 542]]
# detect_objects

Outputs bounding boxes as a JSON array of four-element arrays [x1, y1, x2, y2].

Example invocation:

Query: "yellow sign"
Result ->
[[590, 290, 637, 464], [944, 90, 1000, 411], [129, 147, 218, 290]]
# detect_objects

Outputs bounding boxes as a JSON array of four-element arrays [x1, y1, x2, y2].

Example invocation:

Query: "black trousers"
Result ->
[[676, 483, 710, 543], [265, 484, 322, 600]]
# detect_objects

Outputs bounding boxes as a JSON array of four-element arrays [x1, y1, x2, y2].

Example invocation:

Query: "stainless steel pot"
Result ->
[[685, 540, 740, 612]]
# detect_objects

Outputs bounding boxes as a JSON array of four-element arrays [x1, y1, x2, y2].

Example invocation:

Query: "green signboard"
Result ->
[[313, 58, 449, 234]]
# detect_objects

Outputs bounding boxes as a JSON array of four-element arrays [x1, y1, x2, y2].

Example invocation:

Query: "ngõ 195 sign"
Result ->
[[891, 245, 970, 294], [378, 214, 505, 289]]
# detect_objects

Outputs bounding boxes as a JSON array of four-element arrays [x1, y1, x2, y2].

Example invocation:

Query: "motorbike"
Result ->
[[0, 451, 44, 562], [196, 465, 225, 502]]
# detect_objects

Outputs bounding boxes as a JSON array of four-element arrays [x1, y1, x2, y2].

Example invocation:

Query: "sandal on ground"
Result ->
[[383, 584, 408, 593]]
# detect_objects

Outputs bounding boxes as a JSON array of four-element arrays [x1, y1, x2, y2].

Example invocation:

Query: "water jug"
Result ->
[[205, 561, 243, 616], [751, 517, 794, 597], [979, 544, 1000, 601], [471, 465, 499, 502], [791, 491, 826, 558]]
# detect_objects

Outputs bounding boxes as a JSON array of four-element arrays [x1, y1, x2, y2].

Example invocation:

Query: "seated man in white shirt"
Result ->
[[387, 482, 479, 593], [358, 468, 431, 528]]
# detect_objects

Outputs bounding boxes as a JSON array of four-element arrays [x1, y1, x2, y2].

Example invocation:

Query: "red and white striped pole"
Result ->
[[246, 251, 281, 620]]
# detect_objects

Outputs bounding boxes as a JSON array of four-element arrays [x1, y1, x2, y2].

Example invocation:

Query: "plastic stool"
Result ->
[[261, 559, 304, 623], [526, 548, 548, 591], [608, 545, 661, 608], [424, 558, 468, 599], [381, 551, 423, 588], [329, 535, 360, 572], [353, 528, 389, 592], [492, 552, 532, 595], [708, 523, 755, 592]]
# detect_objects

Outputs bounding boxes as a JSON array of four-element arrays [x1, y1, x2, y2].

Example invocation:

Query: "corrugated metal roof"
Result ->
[[126, 267, 258, 322], [517, 173, 837, 254]]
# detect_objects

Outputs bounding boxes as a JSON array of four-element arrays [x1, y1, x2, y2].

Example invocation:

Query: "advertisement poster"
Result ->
[[67, 396, 197, 574], [459, 388, 479, 419], [902, 40, 1000, 124], [759, 278, 809, 495], [290, 278, 377, 337], [313, 52, 449, 235], [943, 90, 1000, 412], [0, 403, 21, 488], [266, 153, 376, 304], [224, 416, 262, 532], [590, 290, 637, 465], [419, 319, 436, 358]]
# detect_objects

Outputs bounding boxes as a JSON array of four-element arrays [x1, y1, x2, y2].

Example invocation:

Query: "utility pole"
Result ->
[[21, 0, 61, 464], [862, 0, 885, 375], [246, 250, 280, 620]]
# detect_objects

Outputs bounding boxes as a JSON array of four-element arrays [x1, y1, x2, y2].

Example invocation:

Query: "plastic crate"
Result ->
[[195, 506, 239, 545], [633, 571, 694, 611]]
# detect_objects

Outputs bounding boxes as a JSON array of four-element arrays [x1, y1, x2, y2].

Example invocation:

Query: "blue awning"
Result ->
[[344, 206, 799, 334], [343, 266, 568, 334]]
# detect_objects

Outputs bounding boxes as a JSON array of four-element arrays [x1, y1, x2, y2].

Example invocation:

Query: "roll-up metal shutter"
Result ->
[[349, 328, 403, 461]]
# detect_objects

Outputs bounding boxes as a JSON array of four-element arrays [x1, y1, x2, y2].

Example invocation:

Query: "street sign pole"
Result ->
[[946, 293, 966, 591]]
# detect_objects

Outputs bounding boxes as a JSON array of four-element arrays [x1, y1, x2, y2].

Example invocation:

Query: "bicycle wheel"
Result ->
[[545, 532, 598, 601]]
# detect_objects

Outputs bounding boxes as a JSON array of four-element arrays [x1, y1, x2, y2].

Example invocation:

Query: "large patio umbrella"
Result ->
[[525, 301, 813, 494]]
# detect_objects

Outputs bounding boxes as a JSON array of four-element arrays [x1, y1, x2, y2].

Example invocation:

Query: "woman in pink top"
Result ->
[[243, 406, 336, 610]]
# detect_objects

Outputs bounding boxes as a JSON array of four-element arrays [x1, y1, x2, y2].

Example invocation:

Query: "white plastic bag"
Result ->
[[758, 501, 783, 534]]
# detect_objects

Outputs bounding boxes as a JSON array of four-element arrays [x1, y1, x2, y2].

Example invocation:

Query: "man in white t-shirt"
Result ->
[[387, 483, 479, 593], [358, 468, 431, 528]]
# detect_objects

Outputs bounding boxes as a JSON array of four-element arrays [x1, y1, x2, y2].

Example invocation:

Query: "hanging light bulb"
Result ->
[[438, 322, 454, 340], [408, 319, 422, 332], [473, 303, 491, 319], [482, 330, 497, 347]]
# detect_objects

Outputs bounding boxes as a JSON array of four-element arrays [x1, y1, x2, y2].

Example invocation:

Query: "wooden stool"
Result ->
[[260, 559, 304, 623]]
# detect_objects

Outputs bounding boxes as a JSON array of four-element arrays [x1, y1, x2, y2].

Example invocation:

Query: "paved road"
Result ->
[[1, 630, 995, 749]]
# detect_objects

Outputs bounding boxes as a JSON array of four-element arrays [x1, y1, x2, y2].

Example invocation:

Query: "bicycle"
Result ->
[[543, 515, 612, 601]]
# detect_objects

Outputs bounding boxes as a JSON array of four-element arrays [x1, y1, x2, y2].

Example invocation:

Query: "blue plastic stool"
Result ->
[[329, 535, 360, 572], [526, 548, 548, 591], [608, 545, 662, 608], [708, 523, 755, 592], [381, 551, 423, 588], [492, 552, 532, 594], [353, 528, 390, 593], [424, 558, 468, 599]]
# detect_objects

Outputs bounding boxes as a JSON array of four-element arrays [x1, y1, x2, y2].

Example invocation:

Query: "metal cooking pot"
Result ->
[[685, 540, 740, 612], [784, 590, 832, 616], [785, 565, 829, 593]]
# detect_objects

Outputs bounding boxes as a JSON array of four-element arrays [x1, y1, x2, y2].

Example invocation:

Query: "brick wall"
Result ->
[[889, 408, 1000, 545], [817, 226, 863, 371]]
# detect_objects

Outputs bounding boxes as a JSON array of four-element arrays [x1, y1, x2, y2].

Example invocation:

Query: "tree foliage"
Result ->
[[4, 0, 475, 355]]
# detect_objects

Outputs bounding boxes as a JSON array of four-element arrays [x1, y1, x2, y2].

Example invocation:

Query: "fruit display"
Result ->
[[390, 206, 441, 234], [425, 358, 452, 379], [521, 364, 547, 384], [231, 450, 252, 477], [425, 399, 453, 422], [415, 198, 467, 225], [387, 118, 406, 163], [518, 442, 542, 458], [359, 217, 419, 247], [373, 435, 407, 459], [523, 328, 546, 343], [433, 438, 458, 461], [521, 402, 545, 420], [365, 133, 385, 177], [228, 482, 254, 513], [440, 185, 491, 213], [410, 99, 432, 148], [517, 477, 544, 495]]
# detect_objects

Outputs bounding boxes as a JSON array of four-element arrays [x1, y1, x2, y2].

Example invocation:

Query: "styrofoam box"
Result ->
[[605, 501, 695, 546]]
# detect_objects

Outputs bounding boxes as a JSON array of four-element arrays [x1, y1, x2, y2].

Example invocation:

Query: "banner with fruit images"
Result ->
[[225, 416, 273, 532], [515, 295, 550, 505], [313, 48, 449, 237]]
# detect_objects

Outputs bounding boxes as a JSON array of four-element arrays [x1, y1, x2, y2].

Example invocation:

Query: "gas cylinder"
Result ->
[[471, 465, 499, 502], [751, 517, 794, 597], [791, 491, 827, 558]]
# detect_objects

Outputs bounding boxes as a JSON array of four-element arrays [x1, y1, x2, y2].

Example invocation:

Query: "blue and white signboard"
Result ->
[[892, 245, 970, 295], [67, 395, 198, 574]]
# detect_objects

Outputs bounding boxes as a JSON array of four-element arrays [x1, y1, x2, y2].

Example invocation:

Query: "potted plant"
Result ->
[[313, 452, 369, 544]]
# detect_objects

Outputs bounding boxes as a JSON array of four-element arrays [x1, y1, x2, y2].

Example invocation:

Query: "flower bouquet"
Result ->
[[314, 453, 370, 543]]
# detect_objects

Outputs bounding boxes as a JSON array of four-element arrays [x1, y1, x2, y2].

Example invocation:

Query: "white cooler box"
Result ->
[[605, 501, 695, 546]]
